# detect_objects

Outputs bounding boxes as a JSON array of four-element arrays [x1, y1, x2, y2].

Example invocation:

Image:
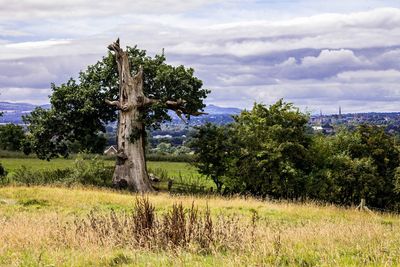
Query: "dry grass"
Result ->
[[63, 199, 245, 254], [1, 186, 400, 266]]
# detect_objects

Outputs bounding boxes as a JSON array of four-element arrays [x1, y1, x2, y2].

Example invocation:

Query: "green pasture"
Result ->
[[0, 157, 214, 188]]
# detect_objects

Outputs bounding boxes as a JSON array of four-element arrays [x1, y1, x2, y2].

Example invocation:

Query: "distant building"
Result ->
[[104, 145, 117, 156], [312, 125, 323, 132]]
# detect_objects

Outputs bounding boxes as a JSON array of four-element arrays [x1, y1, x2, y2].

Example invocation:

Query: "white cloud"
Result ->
[[5, 39, 71, 50], [302, 50, 366, 67]]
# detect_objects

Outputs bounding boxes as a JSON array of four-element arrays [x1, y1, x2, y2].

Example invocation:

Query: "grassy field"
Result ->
[[0, 158, 80, 171], [0, 158, 196, 176], [0, 186, 399, 266], [0, 157, 212, 184]]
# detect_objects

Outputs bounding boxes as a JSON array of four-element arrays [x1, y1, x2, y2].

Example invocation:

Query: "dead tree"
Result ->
[[106, 39, 205, 192]]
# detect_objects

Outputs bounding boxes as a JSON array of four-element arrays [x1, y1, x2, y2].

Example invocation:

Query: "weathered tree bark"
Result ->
[[106, 39, 153, 192], [106, 39, 207, 192]]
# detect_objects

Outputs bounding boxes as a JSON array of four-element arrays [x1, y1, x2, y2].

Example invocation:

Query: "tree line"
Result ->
[[189, 100, 400, 211]]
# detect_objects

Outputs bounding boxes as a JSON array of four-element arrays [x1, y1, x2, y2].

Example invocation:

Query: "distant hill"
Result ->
[[0, 101, 241, 125], [203, 104, 241, 115], [0, 102, 50, 124], [0, 101, 50, 111]]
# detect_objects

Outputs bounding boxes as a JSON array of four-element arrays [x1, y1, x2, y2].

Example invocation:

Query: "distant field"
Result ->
[[1, 158, 79, 171], [0, 186, 399, 266], [1, 158, 195, 175], [0, 158, 214, 188]]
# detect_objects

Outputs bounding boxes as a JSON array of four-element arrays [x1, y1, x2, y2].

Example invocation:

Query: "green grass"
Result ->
[[0, 157, 215, 189], [1, 158, 197, 177], [0, 186, 399, 266], [1, 158, 79, 172]]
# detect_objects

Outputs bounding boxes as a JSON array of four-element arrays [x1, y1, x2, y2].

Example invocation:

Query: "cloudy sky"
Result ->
[[1, 0, 400, 114]]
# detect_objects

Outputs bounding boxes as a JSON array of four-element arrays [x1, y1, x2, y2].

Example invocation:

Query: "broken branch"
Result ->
[[107, 38, 122, 54], [105, 99, 121, 109]]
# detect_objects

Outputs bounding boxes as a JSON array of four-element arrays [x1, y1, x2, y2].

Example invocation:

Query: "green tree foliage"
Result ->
[[310, 126, 400, 208], [191, 100, 400, 210], [229, 100, 311, 197], [23, 46, 208, 160], [0, 124, 26, 151], [23, 108, 69, 159], [189, 123, 233, 192], [190, 100, 311, 197]]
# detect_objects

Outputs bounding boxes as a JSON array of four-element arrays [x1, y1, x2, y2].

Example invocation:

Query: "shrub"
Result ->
[[68, 155, 113, 186], [11, 166, 73, 186], [146, 153, 194, 162], [0, 150, 37, 159], [11, 166, 39, 185], [9, 156, 113, 187]]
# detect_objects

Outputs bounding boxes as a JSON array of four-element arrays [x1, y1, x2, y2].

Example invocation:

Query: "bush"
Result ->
[[8, 155, 113, 187], [69, 155, 113, 186], [0, 150, 37, 159], [146, 153, 194, 162], [11, 166, 73, 186]]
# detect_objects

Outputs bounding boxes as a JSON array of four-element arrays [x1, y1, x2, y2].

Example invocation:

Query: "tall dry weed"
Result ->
[[67, 197, 247, 254]]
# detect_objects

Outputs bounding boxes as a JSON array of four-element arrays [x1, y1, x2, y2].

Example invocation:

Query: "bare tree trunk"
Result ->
[[106, 39, 207, 191], [106, 39, 153, 192]]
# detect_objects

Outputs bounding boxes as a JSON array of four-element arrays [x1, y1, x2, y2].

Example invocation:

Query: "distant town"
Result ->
[[2, 102, 400, 145], [309, 107, 400, 135]]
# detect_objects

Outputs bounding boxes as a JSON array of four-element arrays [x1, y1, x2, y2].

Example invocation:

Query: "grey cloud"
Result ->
[[0, 87, 51, 105], [206, 79, 400, 114], [188, 48, 373, 88], [0, 54, 101, 88], [335, 70, 400, 83], [274, 49, 371, 79], [375, 49, 400, 69], [2, 7, 400, 113]]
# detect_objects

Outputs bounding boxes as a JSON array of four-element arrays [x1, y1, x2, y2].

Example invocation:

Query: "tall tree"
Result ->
[[231, 100, 312, 198], [24, 39, 209, 191], [189, 123, 233, 192], [190, 100, 311, 197]]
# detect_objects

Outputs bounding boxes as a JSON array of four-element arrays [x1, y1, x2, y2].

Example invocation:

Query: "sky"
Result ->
[[1, 0, 400, 114]]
